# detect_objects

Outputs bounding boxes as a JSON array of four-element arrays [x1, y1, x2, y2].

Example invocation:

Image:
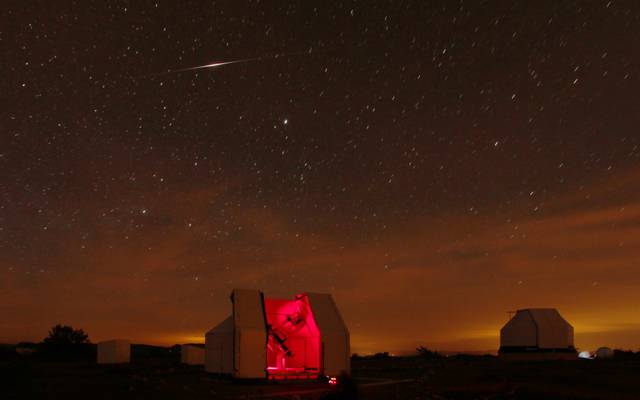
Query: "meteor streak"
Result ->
[[147, 50, 319, 78], [169, 57, 260, 73]]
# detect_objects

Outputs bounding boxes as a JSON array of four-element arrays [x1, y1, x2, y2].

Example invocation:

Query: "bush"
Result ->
[[43, 325, 90, 346], [613, 349, 640, 360], [39, 324, 93, 358], [416, 346, 442, 359]]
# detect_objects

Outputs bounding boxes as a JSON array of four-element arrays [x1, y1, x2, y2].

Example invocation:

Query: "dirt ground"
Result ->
[[351, 355, 640, 399], [2, 351, 639, 399]]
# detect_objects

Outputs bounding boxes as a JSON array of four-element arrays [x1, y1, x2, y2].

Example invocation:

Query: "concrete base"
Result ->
[[499, 351, 577, 361]]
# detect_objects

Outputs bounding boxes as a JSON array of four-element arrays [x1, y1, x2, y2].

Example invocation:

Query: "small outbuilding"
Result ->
[[595, 347, 614, 359], [206, 316, 234, 374], [499, 308, 577, 360], [205, 288, 350, 380], [97, 339, 130, 364], [181, 344, 205, 365]]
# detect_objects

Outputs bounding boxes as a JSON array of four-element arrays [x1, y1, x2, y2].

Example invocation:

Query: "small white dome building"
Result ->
[[578, 351, 593, 359]]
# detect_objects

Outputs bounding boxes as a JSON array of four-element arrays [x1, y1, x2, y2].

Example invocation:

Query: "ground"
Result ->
[[1, 347, 639, 399]]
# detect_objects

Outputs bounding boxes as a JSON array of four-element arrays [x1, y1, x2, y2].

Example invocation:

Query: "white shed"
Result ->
[[181, 344, 205, 365], [499, 308, 576, 360], [97, 339, 130, 364], [595, 347, 614, 359]]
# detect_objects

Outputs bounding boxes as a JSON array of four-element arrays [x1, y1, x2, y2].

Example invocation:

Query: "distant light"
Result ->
[[579, 351, 593, 359], [328, 376, 337, 385], [283, 118, 288, 125]]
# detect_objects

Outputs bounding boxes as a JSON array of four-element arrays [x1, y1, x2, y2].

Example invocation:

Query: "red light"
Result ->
[[328, 376, 338, 385], [264, 294, 322, 380]]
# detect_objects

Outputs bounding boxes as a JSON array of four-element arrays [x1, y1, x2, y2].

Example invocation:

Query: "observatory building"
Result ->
[[499, 308, 577, 360], [205, 288, 350, 380]]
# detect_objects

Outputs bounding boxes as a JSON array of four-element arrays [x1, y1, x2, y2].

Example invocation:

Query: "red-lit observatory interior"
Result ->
[[264, 294, 321, 379]]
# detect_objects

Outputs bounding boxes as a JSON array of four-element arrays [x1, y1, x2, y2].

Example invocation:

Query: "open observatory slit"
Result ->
[[264, 294, 321, 380]]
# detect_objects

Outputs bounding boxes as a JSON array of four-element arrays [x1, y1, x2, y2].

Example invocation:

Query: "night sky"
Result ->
[[2, 1, 640, 353]]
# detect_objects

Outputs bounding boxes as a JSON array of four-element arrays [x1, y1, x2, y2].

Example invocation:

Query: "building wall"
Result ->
[[181, 345, 205, 365], [500, 311, 537, 348], [307, 293, 350, 376], [97, 340, 130, 364], [529, 309, 574, 349], [232, 289, 267, 378], [205, 316, 233, 374]]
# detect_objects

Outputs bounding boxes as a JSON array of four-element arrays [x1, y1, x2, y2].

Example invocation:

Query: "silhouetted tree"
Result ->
[[39, 325, 93, 358], [416, 346, 442, 359], [43, 324, 90, 346]]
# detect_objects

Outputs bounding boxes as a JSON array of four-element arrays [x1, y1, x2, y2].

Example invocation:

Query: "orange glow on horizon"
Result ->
[[2, 169, 640, 353]]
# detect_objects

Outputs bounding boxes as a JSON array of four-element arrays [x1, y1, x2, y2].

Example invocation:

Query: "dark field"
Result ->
[[2, 347, 640, 399]]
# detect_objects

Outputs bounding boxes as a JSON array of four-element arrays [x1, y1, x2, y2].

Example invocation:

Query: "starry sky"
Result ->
[[2, 1, 640, 353]]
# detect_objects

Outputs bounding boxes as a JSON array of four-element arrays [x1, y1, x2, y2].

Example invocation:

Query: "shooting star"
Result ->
[[138, 57, 261, 78], [168, 57, 261, 74], [141, 50, 321, 79]]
